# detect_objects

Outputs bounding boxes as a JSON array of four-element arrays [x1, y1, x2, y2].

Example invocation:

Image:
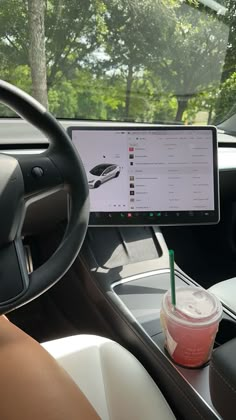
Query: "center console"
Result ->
[[77, 226, 236, 420], [113, 267, 236, 418]]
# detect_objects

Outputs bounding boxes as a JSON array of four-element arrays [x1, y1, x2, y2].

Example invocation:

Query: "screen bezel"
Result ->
[[67, 125, 219, 226]]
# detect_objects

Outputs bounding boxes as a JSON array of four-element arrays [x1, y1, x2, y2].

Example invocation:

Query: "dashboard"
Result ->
[[1, 119, 236, 233]]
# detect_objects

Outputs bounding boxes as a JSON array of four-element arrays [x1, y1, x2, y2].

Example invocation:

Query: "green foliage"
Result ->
[[48, 79, 78, 116], [101, 0, 178, 119], [182, 85, 219, 124], [0, 0, 28, 67], [221, 0, 236, 81], [150, 2, 228, 121], [47, 69, 125, 119], [45, 0, 106, 86], [124, 72, 177, 123], [213, 0, 236, 123], [0, 65, 31, 117], [214, 72, 236, 124]]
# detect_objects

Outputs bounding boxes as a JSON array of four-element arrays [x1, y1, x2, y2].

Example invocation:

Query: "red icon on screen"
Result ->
[[128, 213, 132, 218], [129, 147, 134, 152]]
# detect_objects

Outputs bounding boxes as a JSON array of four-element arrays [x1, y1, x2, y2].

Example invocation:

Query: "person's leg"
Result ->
[[0, 316, 99, 420]]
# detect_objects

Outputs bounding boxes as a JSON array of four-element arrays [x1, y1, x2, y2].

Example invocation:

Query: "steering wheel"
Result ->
[[0, 80, 89, 314]]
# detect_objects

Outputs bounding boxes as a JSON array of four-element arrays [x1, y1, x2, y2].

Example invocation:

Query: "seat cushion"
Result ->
[[209, 278, 236, 312], [42, 335, 175, 420]]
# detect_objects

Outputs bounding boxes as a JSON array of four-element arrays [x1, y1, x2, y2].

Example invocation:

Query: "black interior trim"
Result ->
[[0, 143, 49, 150]]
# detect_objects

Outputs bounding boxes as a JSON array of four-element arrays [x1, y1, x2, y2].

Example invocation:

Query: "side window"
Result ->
[[105, 167, 112, 174]]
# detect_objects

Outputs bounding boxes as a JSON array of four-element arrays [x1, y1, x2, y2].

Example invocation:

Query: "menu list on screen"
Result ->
[[69, 127, 219, 225]]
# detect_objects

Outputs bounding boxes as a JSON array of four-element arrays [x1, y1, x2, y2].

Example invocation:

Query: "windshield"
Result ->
[[90, 164, 110, 176], [0, 0, 234, 125]]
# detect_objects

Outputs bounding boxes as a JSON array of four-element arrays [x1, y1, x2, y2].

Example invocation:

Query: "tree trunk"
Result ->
[[208, 106, 213, 124], [175, 98, 188, 122], [28, 0, 48, 108], [125, 64, 133, 119], [220, 0, 236, 84]]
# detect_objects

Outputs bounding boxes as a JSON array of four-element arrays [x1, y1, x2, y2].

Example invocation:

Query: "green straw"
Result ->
[[169, 249, 176, 307]]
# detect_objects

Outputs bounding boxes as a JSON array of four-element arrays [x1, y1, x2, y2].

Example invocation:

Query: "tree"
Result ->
[[0, 1, 29, 69], [45, 0, 106, 87], [214, 72, 236, 123], [213, 0, 236, 123], [102, 0, 177, 120], [219, 0, 236, 83], [0, 1, 106, 90], [151, 2, 229, 122], [28, 0, 48, 107]]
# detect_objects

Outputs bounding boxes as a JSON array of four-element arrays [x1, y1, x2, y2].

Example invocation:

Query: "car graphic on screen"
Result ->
[[88, 163, 120, 188]]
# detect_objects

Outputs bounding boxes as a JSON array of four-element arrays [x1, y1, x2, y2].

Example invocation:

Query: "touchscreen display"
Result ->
[[68, 126, 219, 226]]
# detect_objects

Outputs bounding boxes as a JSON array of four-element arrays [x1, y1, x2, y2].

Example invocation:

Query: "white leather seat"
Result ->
[[42, 334, 175, 420], [209, 278, 236, 312]]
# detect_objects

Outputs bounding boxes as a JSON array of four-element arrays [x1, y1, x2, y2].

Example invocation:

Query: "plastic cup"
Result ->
[[160, 287, 222, 368]]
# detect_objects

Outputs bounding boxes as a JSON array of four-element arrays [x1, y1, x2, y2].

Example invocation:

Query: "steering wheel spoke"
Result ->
[[17, 153, 64, 201], [0, 239, 29, 307]]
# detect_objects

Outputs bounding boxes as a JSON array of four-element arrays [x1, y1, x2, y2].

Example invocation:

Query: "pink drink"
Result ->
[[160, 287, 222, 368]]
